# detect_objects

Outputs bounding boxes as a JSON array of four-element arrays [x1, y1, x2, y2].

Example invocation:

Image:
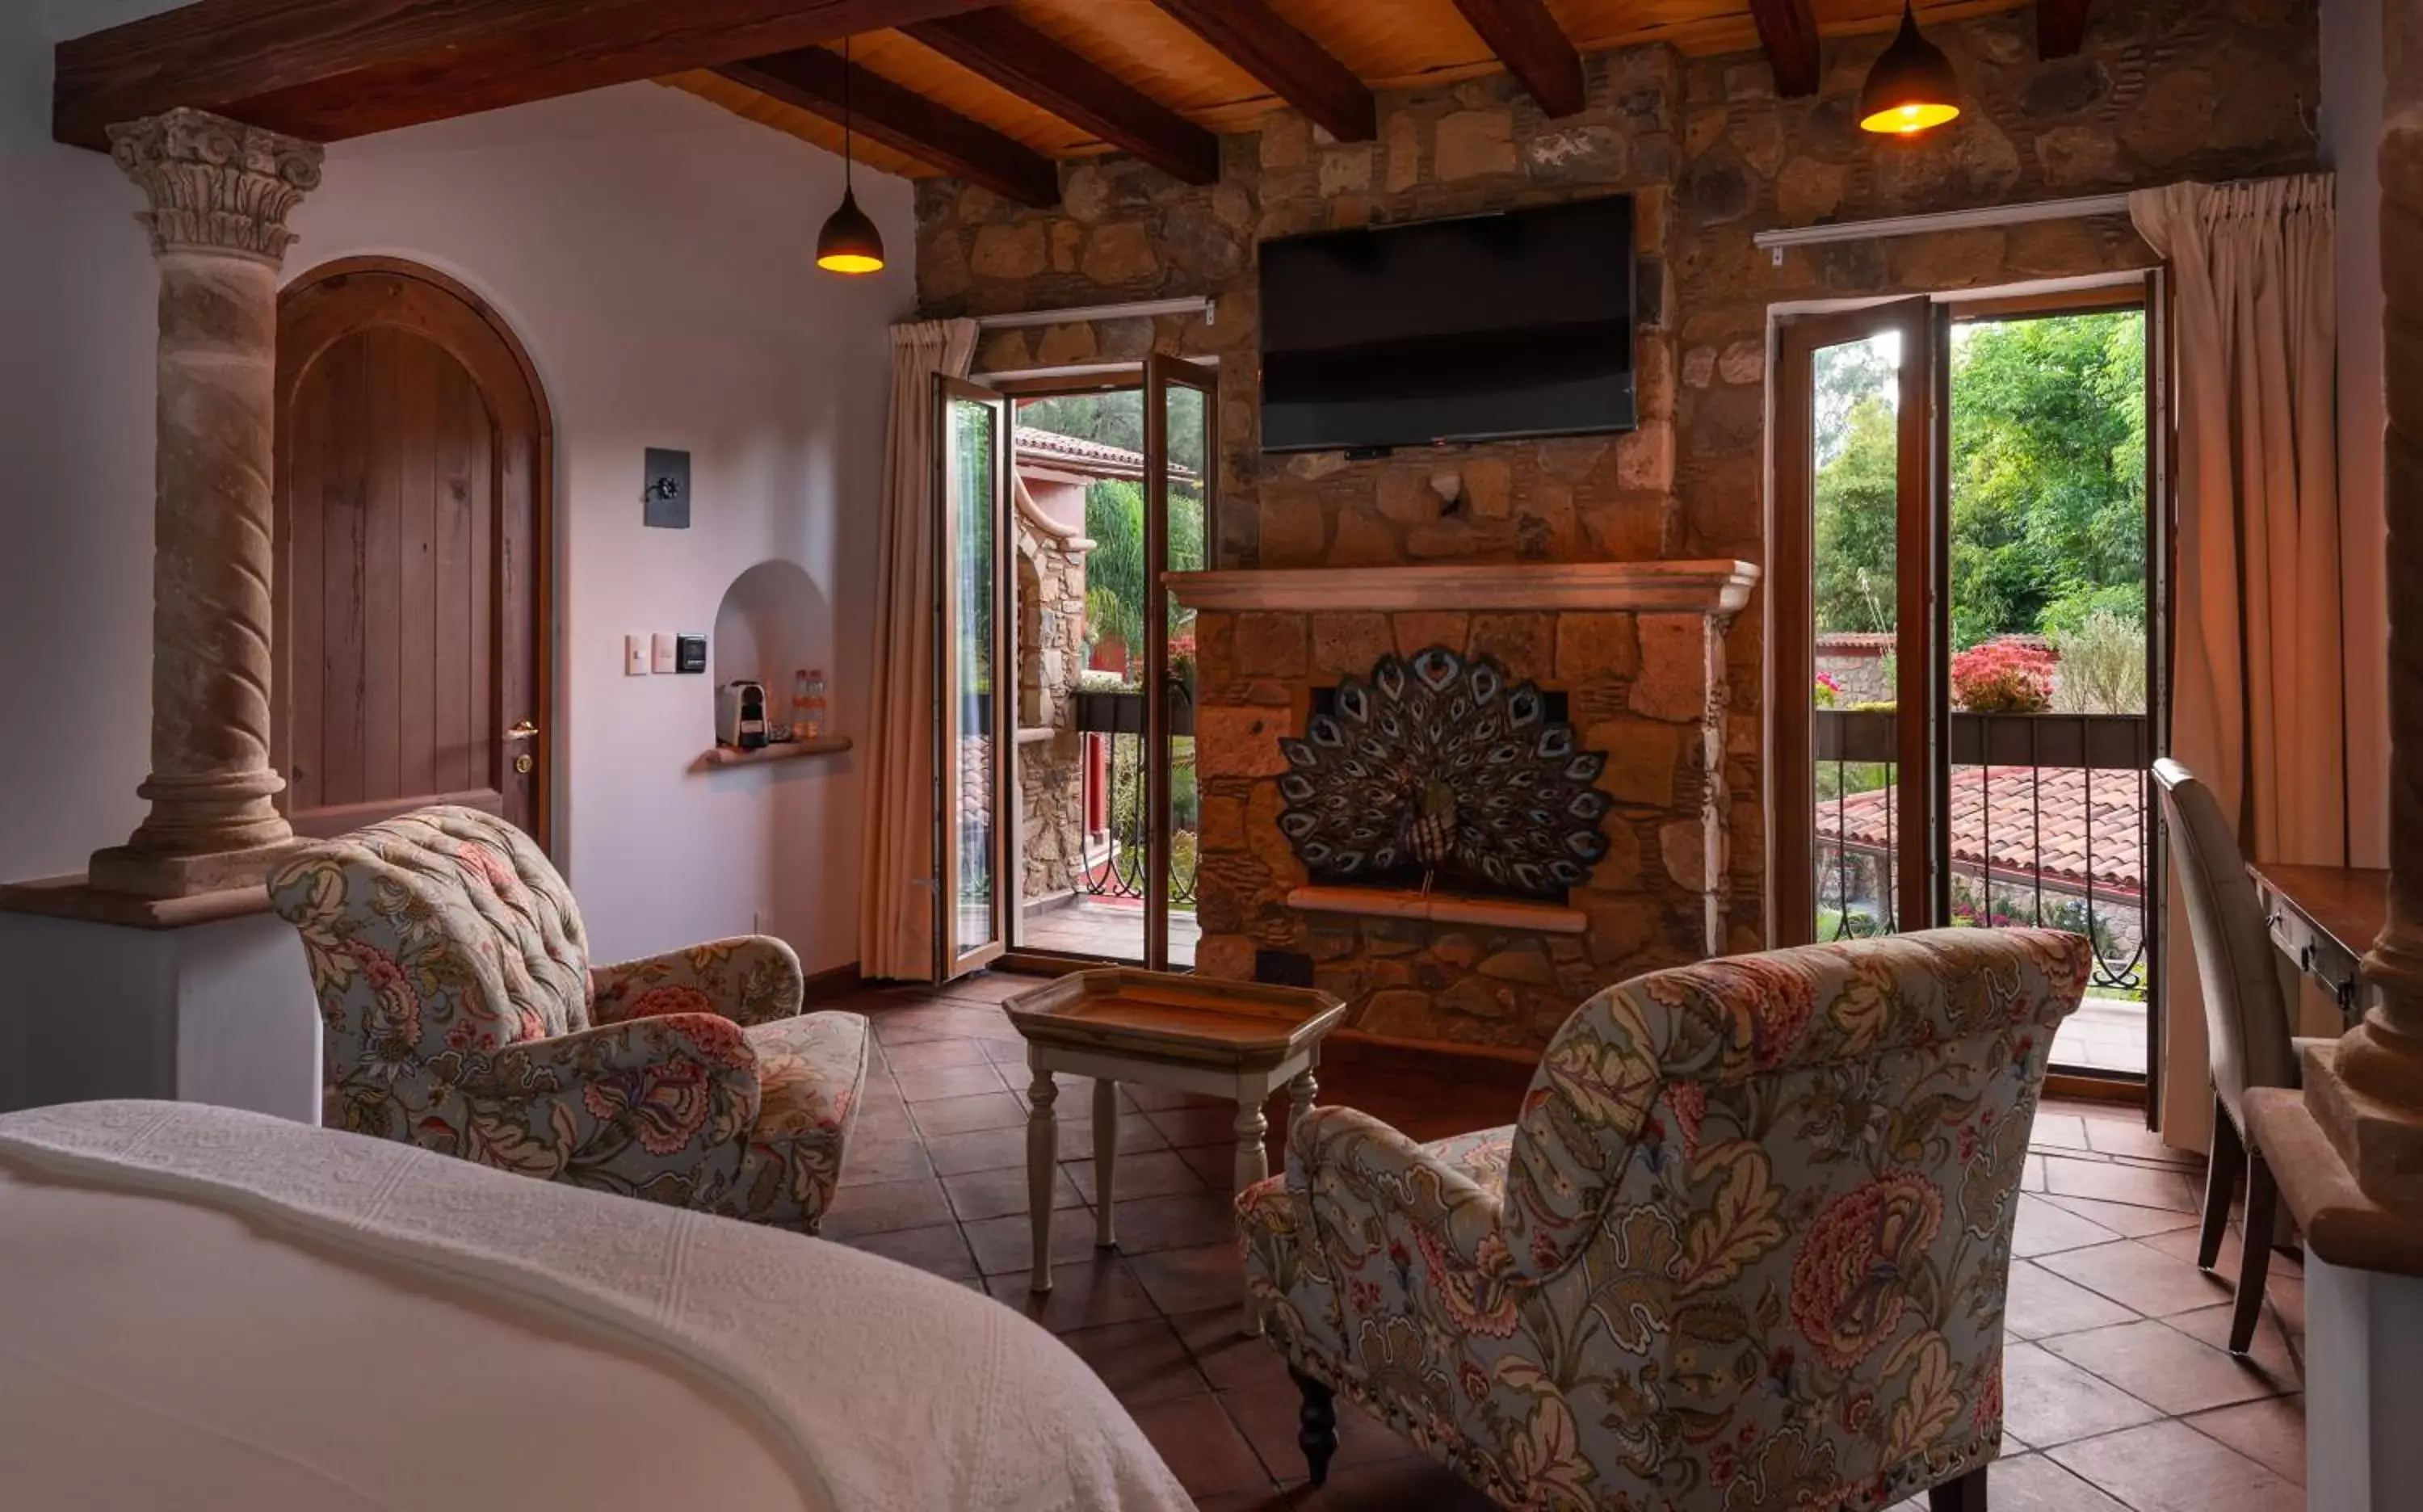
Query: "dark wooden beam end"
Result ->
[[2038, 0, 2093, 58], [1451, 0, 1586, 117], [1747, 0, 1822, 99], [1146, 0, 1375, 143]]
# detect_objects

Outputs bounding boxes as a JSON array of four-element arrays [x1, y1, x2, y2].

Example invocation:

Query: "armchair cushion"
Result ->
[[1240, 927, 2091, 1512], [590, 937, 806, 1028], [718, 1013, 872, 1227]]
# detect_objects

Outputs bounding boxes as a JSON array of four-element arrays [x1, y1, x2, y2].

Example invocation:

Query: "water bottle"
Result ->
[[802, 668, 828, 740]]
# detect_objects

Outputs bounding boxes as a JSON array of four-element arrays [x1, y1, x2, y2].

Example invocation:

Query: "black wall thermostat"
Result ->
[[674, 633, 708, 674], [643, 447, 691, 528]]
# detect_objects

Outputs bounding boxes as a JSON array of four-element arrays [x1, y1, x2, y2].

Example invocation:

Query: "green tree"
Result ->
[[1813, 397, 1899, 633]]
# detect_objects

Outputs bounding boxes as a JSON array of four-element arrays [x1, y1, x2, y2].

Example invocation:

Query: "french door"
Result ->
[[935, 376, 1011, 980], [1141, 354, 1218, 972], [1773, 286, 2165, 1091]]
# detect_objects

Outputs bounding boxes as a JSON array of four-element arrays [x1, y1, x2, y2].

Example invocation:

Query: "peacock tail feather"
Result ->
[[1274, 647, 1613, 897]]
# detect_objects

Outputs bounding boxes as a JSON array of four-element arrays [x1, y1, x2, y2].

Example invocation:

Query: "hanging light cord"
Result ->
[[842, 35, 855, 191]]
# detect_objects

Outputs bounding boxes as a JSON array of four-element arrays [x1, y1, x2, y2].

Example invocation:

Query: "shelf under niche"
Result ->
[[690, 736, 852, 773], [1285, 884, 1586, 934]]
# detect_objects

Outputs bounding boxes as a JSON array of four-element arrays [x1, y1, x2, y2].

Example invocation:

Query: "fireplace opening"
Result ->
[[1276, 646, 1613, 903]]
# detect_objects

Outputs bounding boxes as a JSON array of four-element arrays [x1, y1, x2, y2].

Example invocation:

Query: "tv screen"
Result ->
[[1258, 196, 1637, 453]]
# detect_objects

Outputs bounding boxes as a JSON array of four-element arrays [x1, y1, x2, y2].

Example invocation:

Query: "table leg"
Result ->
[[1235, 1089, 1270, 1338], [1094, 1078, 1119, 1249], [1289, 1067, 1318, 1133], [1027, 1065, 1059, 1294]]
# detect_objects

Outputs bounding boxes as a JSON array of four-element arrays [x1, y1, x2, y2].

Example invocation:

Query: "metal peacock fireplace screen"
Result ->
[[1275, 647, 1614, 898]]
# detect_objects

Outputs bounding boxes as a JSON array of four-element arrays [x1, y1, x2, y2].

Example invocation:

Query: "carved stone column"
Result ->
[[86, 110, 323, 899], [2295, 17, 2423, 1205]]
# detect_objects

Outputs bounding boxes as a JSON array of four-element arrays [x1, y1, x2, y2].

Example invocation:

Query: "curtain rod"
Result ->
[[975, 296, 1216, 330], [972, 355, 1225, 384], [1750, 193, 2132, 257]]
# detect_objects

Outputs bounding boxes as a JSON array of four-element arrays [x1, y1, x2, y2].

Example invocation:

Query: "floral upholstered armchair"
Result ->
[[268, 805, 869, 1233], [1239, 927, 2090, 1512]]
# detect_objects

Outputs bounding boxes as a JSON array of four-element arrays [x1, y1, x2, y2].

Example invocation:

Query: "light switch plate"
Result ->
[[674, 633, 708, 674], [642, 447, 691, 529], [624, 635, 650, 676], [650, 632, 676, 674]]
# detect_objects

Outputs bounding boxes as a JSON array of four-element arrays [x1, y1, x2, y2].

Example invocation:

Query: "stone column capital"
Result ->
[[107, 108, 324, 267]]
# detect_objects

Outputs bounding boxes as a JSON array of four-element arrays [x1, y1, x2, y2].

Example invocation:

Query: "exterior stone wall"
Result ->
[[1014, 514, 1090, 902], [915, 0, 2319, 1048]]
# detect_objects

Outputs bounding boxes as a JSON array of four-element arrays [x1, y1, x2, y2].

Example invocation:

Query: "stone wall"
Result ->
[[1014, 514, 1090, 903], [916, 0, 2320, 1046]]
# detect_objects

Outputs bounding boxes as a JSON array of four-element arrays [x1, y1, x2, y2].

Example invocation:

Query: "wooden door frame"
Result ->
[[932, 375, 1012, 981], [1144, 354, 1219, 974], [1770, 298, 1936, 944], [274, 255, 557, 852]]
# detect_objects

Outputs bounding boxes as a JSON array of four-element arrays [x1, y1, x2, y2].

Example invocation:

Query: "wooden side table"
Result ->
[[1002, 968, 1345, 1334]]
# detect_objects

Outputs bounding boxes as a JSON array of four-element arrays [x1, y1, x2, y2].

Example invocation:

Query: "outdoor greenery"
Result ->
[[1813, 312, 2148, 649], [1081, 476, 1207, 656], [2050, 608, 2149, 715]]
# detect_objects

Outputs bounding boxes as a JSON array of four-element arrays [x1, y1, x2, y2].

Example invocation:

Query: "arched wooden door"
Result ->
[[274, 259, 552, 846]]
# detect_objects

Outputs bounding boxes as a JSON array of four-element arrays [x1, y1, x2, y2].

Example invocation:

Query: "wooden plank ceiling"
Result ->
[[58, 0, 2066, 204]]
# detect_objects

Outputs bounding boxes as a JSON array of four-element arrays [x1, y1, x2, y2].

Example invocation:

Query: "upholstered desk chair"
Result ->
[[2152, 757, 2302, 1354], [268, 805, 868, 1233], [1240, 927, 2090, 1512]]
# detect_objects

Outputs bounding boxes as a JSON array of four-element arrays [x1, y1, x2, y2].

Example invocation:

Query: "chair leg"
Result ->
[[2198, 1093, 2244, 1271], [1291, 1367, 1338, 1488], [1930, 1464, 1988, 1512], [2232, 1153, 2280, 1355]]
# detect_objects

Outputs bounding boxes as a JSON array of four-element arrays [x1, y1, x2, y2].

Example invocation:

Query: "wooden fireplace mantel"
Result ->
[[1165, 561, 1760, 615]]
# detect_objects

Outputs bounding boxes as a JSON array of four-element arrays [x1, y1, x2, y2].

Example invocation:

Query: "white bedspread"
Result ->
[[0, 1101, 1193, 1512]]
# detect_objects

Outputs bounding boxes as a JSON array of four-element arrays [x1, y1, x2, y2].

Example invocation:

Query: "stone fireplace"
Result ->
[[1173, 561, 1757, 1054]]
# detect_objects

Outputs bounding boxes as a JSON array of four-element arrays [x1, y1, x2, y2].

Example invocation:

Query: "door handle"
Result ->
[[506, 720, 540, 742]]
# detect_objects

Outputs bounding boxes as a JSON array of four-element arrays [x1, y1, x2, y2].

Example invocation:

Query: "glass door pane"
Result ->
[[935, 377, 1009, 979], [1776, 299, 1936, 944], [1145, 355, 1216, 972]]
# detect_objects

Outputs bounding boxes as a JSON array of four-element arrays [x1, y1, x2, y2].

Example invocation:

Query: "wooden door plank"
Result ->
[[2037, 0, 2091, 57], [1449, 0, 1585, 117], [397, 333, 439, 802], [55, 0, 1014, 149], [320, 335, 369, 808], [1144, 0, 1375, 142], [286, 346, 328, 816], [361, 328, 405, 805], [716, 48, 1061, 208], [432, 366, 477, 797], [1746, 0, 1821, 98], [902, 10, 1220, 184], [498, 425, 535, 834], [468, 397, 498, 804]]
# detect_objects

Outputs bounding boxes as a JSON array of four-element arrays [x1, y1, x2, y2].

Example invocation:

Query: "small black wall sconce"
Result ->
[[643, 447, 691, 528]]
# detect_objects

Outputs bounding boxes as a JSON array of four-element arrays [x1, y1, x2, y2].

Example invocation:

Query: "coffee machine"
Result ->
[[716, 680, 769, 750]]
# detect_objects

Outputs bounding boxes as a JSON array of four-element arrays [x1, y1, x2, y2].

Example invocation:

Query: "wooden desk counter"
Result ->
[[2252, 863, 2390, 1022]]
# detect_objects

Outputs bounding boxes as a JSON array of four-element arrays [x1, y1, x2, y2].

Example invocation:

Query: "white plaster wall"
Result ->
[[2322, 0, 2389, 867], [0, 4, 914, 976]]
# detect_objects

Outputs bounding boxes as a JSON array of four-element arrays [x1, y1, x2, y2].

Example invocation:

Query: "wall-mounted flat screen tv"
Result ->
[[1258, 195, 1636, 453]]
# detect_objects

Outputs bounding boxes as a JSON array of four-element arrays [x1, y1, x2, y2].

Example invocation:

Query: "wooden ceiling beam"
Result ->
[[52, 0, 1011, 150], [2037, 0, 2092, 58], [716, 48, 1060, 208], [1450, 0, 1586, 117], [1745, 0, 1822, 98], [1144, 0, 1375, 143], [903, 11, 1220, 184]]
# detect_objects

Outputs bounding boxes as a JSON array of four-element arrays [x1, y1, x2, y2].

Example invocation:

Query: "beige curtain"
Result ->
[[2132, 175, 2343, 1144], [859, 318, 978, 982]]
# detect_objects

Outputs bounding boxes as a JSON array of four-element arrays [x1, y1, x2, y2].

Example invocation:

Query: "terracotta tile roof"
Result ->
[[1816, 765, 2144, 900], [1014, 426, 1199, 484]]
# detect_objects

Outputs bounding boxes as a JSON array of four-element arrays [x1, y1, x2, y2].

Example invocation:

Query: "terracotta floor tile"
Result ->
[[817, 1175, 955, 1239], [2003, 1258, 2139, 1341], [880, 1037, 994, 1072], [2039, 1319, 2295, 1416], [2047, 1419, 2303, 1512], [1170, 1306, 1295, 1394], [2026, 1113, 2093, 1152], [942, 1161, 1087, 1222], [1057, 1112, 1174, 1161], [2165, 1305, 2303, 1388], [2186, 1393, 2305, 1486], [1178, 1142, 1244, 1192], [1055, 1317, 1212, 1406], [1128, 1393, 1269, 1497], [908, 1089, 1030, 1136], [1128, 1082, 1226, 1111], [965, 1207, 1112, 1275], [1918, 1453, 2130, 1512], [982, 1253, 1161, 1333], [1107, 1190, 1244, 1256], [1147, 1101, 1256, 1149], [836, 1133, 934, 1187], [892, 1060, 1011, 1103], [848, 1220, 978, 1281], [1065, 1148, 1214, 1203], [2081, 1117, 2194, 1162], [1223, 1385, 1419, 1483], [1282, 1456, 1498, 1510], [2264, 1270, 2306, 1336], [1130, 1241, 1249, 1316], [922, 1124, 1030, 1176], [2048, 1239, 2236, 1317], [2040, 1192, 2203, 1237], [2042, 1156, 2199, 1212], [979, 1034, 1032, 1065], [1998, 1342, 2164, 1448], [2010, 1194, 2123, 1258]]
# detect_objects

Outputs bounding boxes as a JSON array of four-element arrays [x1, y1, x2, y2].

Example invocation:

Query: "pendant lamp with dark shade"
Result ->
[[817, 36, 886, 275], [1859, 2, 1962, 136]]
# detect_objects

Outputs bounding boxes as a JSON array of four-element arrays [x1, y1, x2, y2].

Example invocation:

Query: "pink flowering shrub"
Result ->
[[1951, 640, 2056, 713], [1814, 672, 1842, 708]]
